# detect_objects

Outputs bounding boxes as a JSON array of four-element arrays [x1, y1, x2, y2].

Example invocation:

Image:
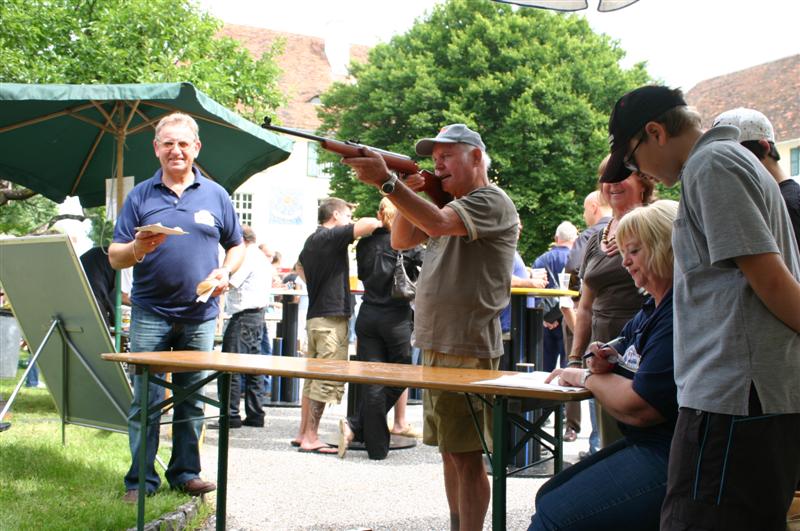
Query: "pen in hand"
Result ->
[[582, 336, 625, 364]]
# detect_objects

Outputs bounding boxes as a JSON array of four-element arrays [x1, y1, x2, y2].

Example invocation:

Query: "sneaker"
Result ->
[[242, 418, 265, 428]]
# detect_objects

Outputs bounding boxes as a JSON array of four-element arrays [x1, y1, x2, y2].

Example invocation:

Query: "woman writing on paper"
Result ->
[[529, 200, 679, 531]]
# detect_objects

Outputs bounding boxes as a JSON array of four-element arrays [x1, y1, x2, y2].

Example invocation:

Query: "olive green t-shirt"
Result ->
[[412, 185, 518, 359]]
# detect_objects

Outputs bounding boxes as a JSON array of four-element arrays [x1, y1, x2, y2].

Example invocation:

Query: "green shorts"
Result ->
[[303, 316, 349, 404], [422, 350, 499, 454]]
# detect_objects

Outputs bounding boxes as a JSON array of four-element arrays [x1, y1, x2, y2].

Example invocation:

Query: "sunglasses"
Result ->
[[623, 134, 644, 174]]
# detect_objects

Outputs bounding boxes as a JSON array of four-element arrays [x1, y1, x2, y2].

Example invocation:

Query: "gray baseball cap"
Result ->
[[415, 123, 486, 156]]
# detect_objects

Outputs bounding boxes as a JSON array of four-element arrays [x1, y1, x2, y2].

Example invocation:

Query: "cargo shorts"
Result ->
[[303, 316, 349, 404], [422, 350, 499, 454]]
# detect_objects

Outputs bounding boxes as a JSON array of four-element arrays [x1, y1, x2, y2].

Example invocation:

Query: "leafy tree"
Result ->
[[0, 183, 58, 235], [319, 0, 650, 260], [0, 0, 285, 233]]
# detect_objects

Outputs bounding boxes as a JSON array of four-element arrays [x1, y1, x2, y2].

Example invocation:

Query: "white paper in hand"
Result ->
[[134, 222, 188, 235]]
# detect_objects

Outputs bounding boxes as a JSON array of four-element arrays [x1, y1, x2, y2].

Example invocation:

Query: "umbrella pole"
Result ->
[[114, 105, 126, 352]]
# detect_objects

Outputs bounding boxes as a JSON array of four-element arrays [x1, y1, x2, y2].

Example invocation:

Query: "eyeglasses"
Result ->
[[157, 139, 195, 151], [623, 135, 644, 174]]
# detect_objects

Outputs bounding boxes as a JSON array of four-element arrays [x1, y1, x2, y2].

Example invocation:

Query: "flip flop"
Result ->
[[290, 440, 300, 447], [338, 419, 351, 459], [297, 445, 337, 455]]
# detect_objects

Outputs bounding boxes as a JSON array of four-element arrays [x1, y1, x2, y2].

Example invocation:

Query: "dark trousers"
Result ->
[[542, 319, 566, 372], [347, 304, 412, 460], [661, 386, 800, 531], [220, 308, 265, 424]]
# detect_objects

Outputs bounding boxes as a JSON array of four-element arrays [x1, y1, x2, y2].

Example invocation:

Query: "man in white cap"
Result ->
[[343, 124, 518, 531], [713, 107, 800, 245], [602, 85, 800, 530]]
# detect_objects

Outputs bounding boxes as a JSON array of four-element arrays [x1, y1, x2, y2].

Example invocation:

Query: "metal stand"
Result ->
[[0, 318, 128, 437]]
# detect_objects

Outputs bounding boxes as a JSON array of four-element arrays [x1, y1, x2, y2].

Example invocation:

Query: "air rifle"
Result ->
[[262, 118, 453, 208]]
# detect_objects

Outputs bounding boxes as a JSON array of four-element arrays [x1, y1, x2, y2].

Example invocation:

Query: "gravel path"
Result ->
[[198, 391, 591, 531]]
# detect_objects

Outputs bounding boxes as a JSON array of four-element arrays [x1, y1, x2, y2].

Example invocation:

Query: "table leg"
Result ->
[[137, 367, 149, 531], [491, 396, 508, 531], [216, 372, 231, 531]]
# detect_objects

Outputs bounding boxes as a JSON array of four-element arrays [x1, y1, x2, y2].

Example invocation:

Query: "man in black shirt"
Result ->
[[713, 108, 800, 247], [292, 198, 380, 454], [80, 246, 130, 327]]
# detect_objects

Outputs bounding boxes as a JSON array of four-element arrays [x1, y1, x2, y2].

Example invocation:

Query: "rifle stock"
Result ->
[[262, 118, 453, 207]]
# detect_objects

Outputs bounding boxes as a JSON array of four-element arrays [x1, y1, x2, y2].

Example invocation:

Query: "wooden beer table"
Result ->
[[102, 350, 589, 531]]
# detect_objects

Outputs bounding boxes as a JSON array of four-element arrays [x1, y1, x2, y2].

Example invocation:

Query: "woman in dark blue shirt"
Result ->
[[529, 200, 679, 531]]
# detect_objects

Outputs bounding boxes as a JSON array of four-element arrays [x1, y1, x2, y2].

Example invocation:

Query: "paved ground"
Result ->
[[196, 385, 592, 531]]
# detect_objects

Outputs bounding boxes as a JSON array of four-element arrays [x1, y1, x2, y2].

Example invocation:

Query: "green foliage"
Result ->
[[0, 372, 206, 530], [0, 0, 284, 123], [319, 0, 649, 259], [0, 191, 58, 235], [85, 206, 115, 247]]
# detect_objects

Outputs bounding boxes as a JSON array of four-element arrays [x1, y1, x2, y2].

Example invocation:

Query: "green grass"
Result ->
[[0, 367, 213, 530]]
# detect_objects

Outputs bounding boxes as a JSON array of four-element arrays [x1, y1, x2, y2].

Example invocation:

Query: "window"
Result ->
[[791, 147, 799, 177], [232, 192, 253, 225], [307, 143, 333, 179]]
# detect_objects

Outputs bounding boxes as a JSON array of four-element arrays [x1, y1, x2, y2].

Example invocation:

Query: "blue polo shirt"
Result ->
[[113, 167, 242, 323], [612, 289, 676, 445]]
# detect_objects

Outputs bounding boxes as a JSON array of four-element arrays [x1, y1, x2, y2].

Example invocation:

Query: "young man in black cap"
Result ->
[[602, 85, 800, 529]]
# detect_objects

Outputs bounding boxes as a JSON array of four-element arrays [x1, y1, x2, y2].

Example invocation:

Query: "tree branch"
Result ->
[[29, 214, 88, 235], [0, 186, 38, 206]]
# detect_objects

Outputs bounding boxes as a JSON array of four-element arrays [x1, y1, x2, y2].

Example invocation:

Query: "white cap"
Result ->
[[713, 107, 775, 143]]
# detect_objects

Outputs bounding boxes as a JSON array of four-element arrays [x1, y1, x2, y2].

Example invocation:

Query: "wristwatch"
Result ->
[[579, 368, 593, 387], [379, 174, 398, 196]]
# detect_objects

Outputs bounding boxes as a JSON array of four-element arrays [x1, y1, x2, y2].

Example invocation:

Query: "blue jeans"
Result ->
[[529, 437, 670, 531], [587, 398, 600, 453], [24, 353, 39, 387], [124, 305, 215, 493]]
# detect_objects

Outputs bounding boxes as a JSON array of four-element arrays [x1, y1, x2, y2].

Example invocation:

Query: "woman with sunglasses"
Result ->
[[566, 158, 655, 451]]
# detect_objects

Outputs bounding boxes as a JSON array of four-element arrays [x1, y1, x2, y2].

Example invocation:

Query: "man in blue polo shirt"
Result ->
[[110, 112, 244, 502]]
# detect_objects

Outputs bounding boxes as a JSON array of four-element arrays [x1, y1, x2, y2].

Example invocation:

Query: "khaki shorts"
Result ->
[[422, 350, 499, 454], [303, 316, 349, 404]]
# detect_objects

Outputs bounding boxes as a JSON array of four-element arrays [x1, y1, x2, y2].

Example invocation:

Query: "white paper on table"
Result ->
[[134, 223, 188, 235], [473, 371, 584, 392]]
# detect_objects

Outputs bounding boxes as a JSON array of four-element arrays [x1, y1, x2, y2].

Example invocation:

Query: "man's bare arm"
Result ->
[[108, 231, 166, 269], [342, 149, 467, 243], [392, 212, 429, 250], [353, 217, 382, 239], [386, 183, 466, 239], [735, 252, 800, 332]]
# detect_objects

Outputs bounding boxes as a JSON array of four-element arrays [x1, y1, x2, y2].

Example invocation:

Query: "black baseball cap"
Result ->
[[601, 85, 687, 183]]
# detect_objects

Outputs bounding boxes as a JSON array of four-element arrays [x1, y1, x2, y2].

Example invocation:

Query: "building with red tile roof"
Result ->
[[686, 54, 800, 179], [217, 23, 371, 266]]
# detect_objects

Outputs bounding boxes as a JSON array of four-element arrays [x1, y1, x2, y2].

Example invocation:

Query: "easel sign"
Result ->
[[0, 234, 131, 434]]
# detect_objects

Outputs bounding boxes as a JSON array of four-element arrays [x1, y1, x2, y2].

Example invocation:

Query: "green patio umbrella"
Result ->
[[0, 82, 294, 351], [0, 82, 293, 209]]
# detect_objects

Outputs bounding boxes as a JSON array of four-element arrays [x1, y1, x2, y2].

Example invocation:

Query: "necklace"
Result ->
[[602, 219, 617, 246]]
